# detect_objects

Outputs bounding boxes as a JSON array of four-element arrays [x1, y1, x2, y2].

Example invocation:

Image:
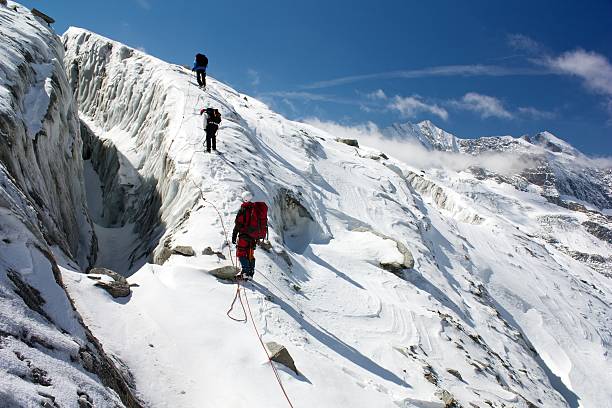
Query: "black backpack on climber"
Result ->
[[206, 108, 222, 125], [195, 53, 208, 68]]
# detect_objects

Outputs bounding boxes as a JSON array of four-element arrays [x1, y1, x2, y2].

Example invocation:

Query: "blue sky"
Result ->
[[19, 0, 612, 155]]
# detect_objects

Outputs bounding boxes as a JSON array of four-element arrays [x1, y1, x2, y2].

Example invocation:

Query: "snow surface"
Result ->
[[59, 27, 611, 408]]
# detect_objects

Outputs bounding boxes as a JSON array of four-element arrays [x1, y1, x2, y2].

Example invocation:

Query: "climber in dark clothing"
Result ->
[[192, 53, 208, 88], [199, 108, 222, 152]]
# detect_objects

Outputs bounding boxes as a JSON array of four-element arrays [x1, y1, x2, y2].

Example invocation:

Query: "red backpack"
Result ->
[[239, 202, 268, 240]]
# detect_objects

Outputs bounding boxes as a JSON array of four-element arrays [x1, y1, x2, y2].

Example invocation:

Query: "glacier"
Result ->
[[1, 2, 611, 407]]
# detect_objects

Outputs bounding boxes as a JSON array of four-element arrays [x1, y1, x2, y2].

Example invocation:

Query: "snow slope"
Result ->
[[61, 27, 611, 408]]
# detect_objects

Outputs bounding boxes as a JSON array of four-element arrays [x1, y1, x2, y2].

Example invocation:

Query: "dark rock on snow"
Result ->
[[89, 267, 131, 298], [266, 341, 299, 375], [208, 266, 240, 281], [336, 138, 359, 148]]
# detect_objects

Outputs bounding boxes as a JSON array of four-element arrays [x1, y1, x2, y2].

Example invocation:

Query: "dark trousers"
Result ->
[[239, 256, 255, 276], [196, 70, 206, 87], [206, 125, 217, 151]]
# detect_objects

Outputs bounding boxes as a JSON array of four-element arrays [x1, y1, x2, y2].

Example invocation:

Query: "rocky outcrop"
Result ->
[[434, 389, 458, 407], [583, 221, 612, 244], [154, 245, 196, 265], [266, 341, 299, 375], [208, 266, 240, 281], [336, 138, 359, 148], [273, 188, 326, 252], [172, 245, 195, 257], [89, 267, 131, 298], [202, 246, 226, 259], [352, 227, 415, 274]]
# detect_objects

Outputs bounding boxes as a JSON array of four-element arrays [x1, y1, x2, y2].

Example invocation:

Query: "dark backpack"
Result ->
[[195, 53, 208, 67], [239, 202, 268, 240], [206, 108, 221, 125]]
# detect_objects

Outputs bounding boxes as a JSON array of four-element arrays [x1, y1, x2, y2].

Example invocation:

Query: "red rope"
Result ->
[[243, 285, 296, 408], [226, 277, 247, 322], [181, 80, 294, 407]]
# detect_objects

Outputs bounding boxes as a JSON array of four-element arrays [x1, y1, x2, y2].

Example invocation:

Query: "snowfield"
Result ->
[[59, 26, 611, 408], [0, 2, 610, 407]]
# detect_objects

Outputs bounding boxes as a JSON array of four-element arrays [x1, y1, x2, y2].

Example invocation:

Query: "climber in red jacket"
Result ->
[[231, 191, 268, 280]]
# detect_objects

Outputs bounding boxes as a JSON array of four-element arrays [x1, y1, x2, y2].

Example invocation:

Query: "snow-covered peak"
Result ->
[[416, 119, 461, 152], [524, 131, 582, 156]]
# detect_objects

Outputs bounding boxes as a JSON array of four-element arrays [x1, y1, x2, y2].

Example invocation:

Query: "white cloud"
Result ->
[[507, 34, 543, 54], [388, 95, 449, 121], [303, 65, 547, 89], [304, 119, 534, 175], [547, 49, 612, 96], [366, 89, 387, 100], [518, 106, 555, 119], [247, 68, 260, 87], [264, 91, 358, 105], [136, 46, 146, 53], [453, 92, 513, 119]]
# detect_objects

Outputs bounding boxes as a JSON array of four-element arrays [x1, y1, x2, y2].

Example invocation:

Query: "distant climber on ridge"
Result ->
[[199, 107, 221, 152], [231, 192, 268, 280], [192, 53, 208, 88]]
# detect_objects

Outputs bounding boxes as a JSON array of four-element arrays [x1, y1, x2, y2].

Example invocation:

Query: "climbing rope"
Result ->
[[226, 274, 248, 322], [178, 76, 295, 407], [243, 284, 296, 408]]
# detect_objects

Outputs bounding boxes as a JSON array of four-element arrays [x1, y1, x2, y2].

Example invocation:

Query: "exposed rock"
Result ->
[[90, 267, 131, 298], [446, 368, 464, 382], [423, 365, 438, 385], [583, 221, 612, 244], [31, 8, 55, 25], [154, 245, 197, 264], [30, 366, 52, 386], [155, 247, 172, 265], [208, 266, 240, 281], [435, 389, 458, 407], [336, 138, 359, 148], [274, 188, 324, 252], [352, 227, 415, 273], [6, 269, 52, 321], [202, 246, 226, 259], [277, 249, 293, 267], [77, 390, 94, 408], [380, 262, 406, 276], [38, 392, 59, 408], [173, 245, 195, 257], [202, 247, 215, 256], [266, 342, 299, 375]]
